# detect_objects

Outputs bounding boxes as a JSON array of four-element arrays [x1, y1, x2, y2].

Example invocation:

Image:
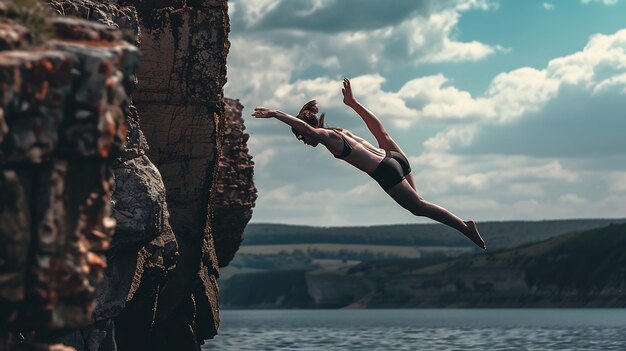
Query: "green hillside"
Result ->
[[411, 222, 626, 290], [221, 222, 626, 308], [243, 219, 626, 250]]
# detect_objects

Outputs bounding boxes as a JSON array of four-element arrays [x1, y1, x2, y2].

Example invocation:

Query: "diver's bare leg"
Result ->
[[405, 173, 416, 191], [386, 179, 486, 250]]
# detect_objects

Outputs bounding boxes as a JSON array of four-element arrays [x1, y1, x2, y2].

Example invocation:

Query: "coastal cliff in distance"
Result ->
[[221, 222, 626, 308]]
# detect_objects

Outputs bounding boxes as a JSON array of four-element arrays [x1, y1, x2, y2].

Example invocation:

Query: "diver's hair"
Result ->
[[292, 100, 327, 138]]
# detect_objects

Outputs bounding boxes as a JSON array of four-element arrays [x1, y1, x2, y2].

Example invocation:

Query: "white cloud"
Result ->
[[510, 195, 626, 220], [237, 0, 282, 25], [581, 0, 618, 5], [399, 75, 487, 122], [416, 29, 626, 150], [506, 183, 545, 198], [452, 173, 490, 190], [252, 151, 625, 225], [559, 193, 586, 205], [402, 10, 498, 63], [543, 2, 555, 10], [547, 30, 626, 85], [483, 67, 560, 122], [229, 0, 502, 73], [225, 37, 296, 109], [436, 195, 501, 212], [423, 125, 477, 151], [226, 0, 508, 127], [241, 44, 596, 132], [604, 172, 626, 192], [410, 154, 580, 195], [405, 29, 626, 128], [293, 0, 332, 16], [255, 181, 414, 226], [593, 72, 626, 94], [251, 148, 277, 171]]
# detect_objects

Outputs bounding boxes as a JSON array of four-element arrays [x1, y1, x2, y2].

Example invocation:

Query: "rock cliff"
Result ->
[[213, 98, 256, 268], [125, 0, 230, 344], [0, 0, 138, 348], [1, 0, 256, 349]]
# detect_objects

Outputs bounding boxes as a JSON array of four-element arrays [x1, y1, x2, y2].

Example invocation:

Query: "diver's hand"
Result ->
[[342, 77, 357, 107], [252, 107, 278, 119]]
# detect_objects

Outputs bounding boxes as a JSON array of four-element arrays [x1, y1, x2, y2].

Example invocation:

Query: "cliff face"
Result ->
[[125, 0, 231, 341], [2, 0, 255, 348], [213, 98, 257, 268], [0, 0, 138, 343], [51, 0, 247, 346]]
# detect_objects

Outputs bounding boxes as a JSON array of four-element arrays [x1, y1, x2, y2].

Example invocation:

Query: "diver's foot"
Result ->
[[464, 220, 486, 250]]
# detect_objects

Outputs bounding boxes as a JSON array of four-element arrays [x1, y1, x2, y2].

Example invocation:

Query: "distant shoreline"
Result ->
[[222, 222, 626, 310]]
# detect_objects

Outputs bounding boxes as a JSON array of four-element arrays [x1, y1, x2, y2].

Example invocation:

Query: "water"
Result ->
[[202, 309, 626, 350]]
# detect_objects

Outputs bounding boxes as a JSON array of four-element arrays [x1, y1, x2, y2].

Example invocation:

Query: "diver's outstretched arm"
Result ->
[[252, 107, 334, 143], [253, 107, 308, 132], [342, 78, 404, 153]]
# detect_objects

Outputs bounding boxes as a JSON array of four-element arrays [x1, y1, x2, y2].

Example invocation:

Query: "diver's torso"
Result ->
[[327, 129, 386, 174]]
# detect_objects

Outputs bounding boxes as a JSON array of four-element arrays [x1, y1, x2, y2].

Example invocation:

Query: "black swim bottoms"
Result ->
[[369, 150, 412, 191]]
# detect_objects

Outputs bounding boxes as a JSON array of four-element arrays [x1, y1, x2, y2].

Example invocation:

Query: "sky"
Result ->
[[224, 0, 626, 226]]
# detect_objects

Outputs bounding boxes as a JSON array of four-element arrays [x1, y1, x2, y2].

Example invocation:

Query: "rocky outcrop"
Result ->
[[36, 1, 179, 349], [46, 0, 179, 322], [86, 105, 179, 351], [47, 0, 140, 45], [2, 0, 255, 348], [212, 98, 256, 268], [0, 1, 138, 348], [124, 0, 231, 343], [52, 0, 243, 346]]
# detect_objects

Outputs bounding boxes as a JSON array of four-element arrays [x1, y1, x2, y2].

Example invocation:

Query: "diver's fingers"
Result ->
[[252, 107, 274, 118]]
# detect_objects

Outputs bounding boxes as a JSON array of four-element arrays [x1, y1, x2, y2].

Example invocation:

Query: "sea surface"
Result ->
[[202, 309, 626, 350]]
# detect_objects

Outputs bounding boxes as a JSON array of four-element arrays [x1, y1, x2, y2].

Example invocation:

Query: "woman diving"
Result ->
[[252, 78, 487, 250]]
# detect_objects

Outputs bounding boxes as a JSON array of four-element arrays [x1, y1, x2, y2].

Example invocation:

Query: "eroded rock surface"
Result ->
[[51, 0, 240, 347], [127, 0, 231, 343], [212, 98, 257, 268], [47, 0, 140, 45], [0, 2, 138, 349], [2, 0, 254, 349], [40, 1, 179, 349]]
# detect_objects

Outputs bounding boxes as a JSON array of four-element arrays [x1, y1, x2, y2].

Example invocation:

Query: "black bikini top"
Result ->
[[332, 130, 353, 159]]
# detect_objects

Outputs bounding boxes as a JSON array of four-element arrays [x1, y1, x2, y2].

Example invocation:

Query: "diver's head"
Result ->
[[292, 99, 326, 147]]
